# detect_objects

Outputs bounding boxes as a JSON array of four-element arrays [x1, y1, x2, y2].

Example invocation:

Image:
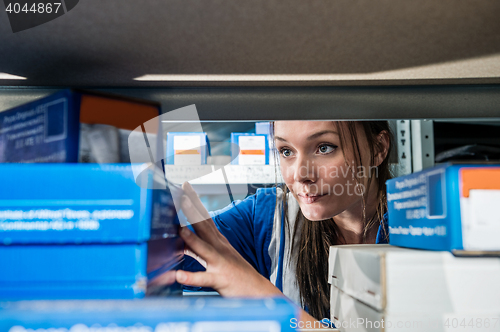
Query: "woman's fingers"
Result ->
[[147, 269, 177, 289], [179, 227, 218, 265], [180, 194, 208, 225], [181, 194, 222, 245], [176, 270, 217, 289], [184, 246, 208, 268], [182, 182, 211, 221]]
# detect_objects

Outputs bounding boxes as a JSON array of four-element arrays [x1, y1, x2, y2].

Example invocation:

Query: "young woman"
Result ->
[[170, 120, 392, 325]]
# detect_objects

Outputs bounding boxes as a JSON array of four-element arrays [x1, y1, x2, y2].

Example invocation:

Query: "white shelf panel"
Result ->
[[164, 165, 283, 185]]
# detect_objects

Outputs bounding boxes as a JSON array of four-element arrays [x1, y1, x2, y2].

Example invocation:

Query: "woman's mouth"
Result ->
[[297, 193, 326, 204]]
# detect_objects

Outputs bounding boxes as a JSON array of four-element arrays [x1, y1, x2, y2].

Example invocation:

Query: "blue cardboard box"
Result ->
[[0, 89, 161, 163], [255, 122, 271, 136], [386, 163, 500, 253], [255, 122, 275, 164], [0, 164, 183, 299], [0, 243, 149, 299], [166, 132, 209, 165], [0, 164, 176, 244], [231, 133, 269, 165], [0, 298, 298, 332]]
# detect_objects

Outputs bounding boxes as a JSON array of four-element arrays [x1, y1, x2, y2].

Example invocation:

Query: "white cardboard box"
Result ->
[[328, 245, 500, 331], [329, 245, 500, 332], [331, 286, 500, 332]]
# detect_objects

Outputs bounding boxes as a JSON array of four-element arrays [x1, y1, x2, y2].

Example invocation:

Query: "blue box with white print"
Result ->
[[0, 90, 79, 162], [0, 243, 149, 299], [0, 89, 162, 163], [0, 298, 298, 332], [0, 164, 183, 299], [0, 164, 176, 244], [386, 163, 500, 253]]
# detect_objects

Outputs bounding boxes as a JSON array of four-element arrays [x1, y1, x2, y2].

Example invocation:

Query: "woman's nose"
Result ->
[[293, 155, 317, 183]]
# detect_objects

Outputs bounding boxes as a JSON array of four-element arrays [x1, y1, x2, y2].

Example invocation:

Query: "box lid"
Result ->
[[329, 244, 500, 313]]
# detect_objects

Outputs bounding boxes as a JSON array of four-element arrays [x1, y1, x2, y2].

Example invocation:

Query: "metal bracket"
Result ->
[[411, 119, 435, 172]]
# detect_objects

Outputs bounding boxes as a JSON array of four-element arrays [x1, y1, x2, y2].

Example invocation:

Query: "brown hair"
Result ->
[[270, 121, 394, 320]]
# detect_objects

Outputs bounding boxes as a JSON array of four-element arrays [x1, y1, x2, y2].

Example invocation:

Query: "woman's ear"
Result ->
[[374, 130, 390, 167]]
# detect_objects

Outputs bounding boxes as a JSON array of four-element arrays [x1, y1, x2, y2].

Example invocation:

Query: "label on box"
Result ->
[[387, 171, 447, 237], [386, 164, 452, 251], [79, 124, 120, 163], [238, 135, 266, 165], [0, 96, 70, 163], [461, 189, 500, 250], [173, 135, 202, 165], [460, 168, 500, 251]]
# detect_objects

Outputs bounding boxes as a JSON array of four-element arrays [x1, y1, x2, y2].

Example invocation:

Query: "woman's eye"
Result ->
[[280, 148, 293, 158], [317, 144, 336, 154]]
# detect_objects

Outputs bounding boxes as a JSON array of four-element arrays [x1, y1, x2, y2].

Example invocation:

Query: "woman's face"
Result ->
[[274, 121, 372, 221]]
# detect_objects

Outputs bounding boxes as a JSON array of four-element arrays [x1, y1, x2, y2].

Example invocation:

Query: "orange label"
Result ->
[[240, 150, 265, 155], [175, 149, 200, 155], [79, 95, 160, 132], [461, 168, 500, 197]]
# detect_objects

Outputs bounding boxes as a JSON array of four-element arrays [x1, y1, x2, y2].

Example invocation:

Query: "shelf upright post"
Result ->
[[394, 119, 413, 177], [410, 119, 435, 172]]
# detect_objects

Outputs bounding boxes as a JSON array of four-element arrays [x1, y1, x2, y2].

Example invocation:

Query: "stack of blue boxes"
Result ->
[[0, 90, 183, 299], [0, 163, 183, 299], [0, 91, 299, 330]]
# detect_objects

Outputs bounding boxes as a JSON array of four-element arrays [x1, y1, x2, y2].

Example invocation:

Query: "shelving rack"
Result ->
[[1, 1, 500, 330]]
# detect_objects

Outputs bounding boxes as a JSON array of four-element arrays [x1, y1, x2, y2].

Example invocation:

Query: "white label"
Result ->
[[239, 135, 265, 151], [174, 135, 202, 151], [239, 155, 266, 165], [462, 189, 500, 250], [174, 154, 202, 165], [87, 125, 120, 163], [238, 136, 266, 165], [173, 135, 203, 165], [163, 165, 283, 184]]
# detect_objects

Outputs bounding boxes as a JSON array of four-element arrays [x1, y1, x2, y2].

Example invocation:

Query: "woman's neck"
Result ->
[[333, 182, 381, 245], [335, 218, 378, 244]]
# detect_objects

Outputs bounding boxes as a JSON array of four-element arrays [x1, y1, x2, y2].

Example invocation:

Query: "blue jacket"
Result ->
[[183, 187, 389, 303]]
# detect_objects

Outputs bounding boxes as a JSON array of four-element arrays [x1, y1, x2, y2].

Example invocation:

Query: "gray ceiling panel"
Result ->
[[1, 0, 500, 87]]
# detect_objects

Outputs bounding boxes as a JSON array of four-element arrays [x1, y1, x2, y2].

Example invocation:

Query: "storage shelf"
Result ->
[[2, 86, 500, 120], [165, 165, 282, 186]]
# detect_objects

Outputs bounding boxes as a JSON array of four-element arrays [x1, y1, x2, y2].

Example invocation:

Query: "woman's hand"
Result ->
[[175, 182, 283, 298], [165, 182, 329, 328]]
